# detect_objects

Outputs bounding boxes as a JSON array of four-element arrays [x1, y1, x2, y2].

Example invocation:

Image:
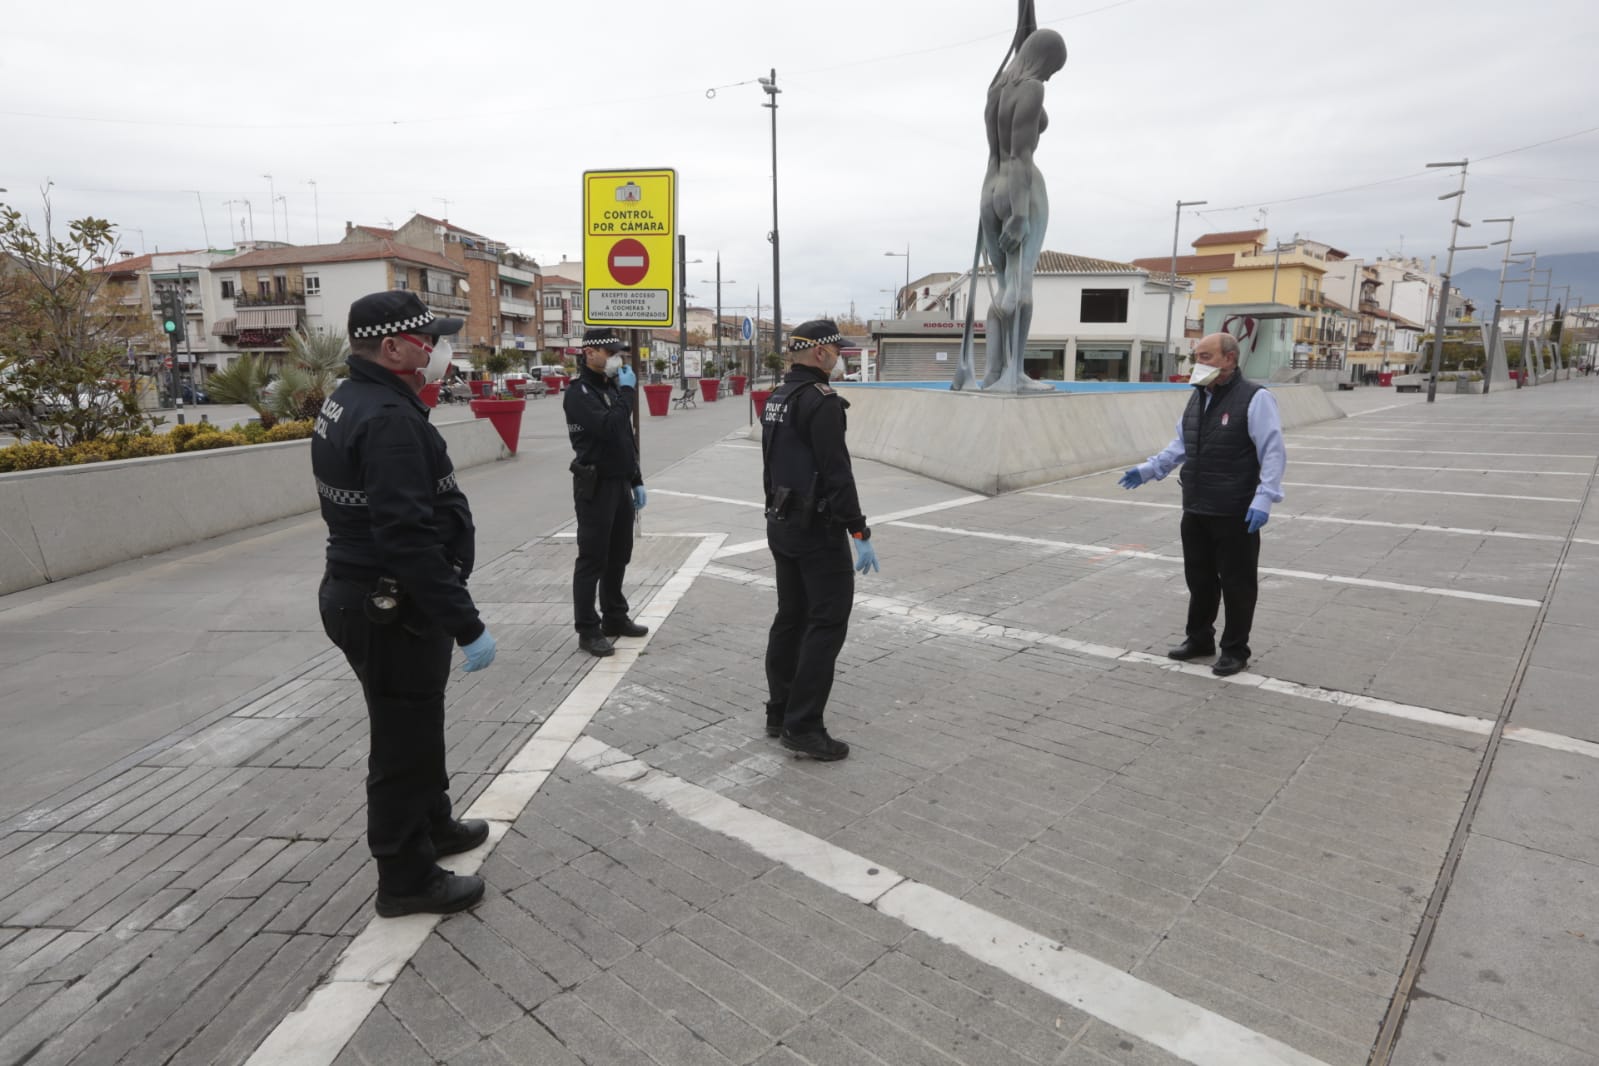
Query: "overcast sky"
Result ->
[[6, 0, 1597, 321]]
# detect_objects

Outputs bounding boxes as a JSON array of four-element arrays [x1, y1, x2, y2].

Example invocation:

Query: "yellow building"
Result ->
[[1133, 230, 1353, 365]]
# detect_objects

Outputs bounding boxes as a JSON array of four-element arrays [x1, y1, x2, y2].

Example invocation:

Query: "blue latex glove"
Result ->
[[1245, 508, 1269, 534], [853, 538, 879, 575], [1118, 468, 1144, 490], [632, 485, 647, 510], [616, 364, 638, 389], [460, 630, 496, 673]]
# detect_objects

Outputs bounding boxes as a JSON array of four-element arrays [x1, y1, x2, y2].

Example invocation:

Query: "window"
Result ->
[[489, 280, 497, 296], [1208, 277, 1229, 293], [1079, 288, 1129, 323], [394, 275, 409, 291], [220, 279, 236, 299], [304, 275, 321, 296], [545, 294, 562, 309]]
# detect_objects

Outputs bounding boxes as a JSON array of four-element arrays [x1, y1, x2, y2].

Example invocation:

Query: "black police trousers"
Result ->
[[573, 476, 635, 635], [1179, 511, 1260, 658], [764, 523, 854, 737], [319, 575, 454, 893]]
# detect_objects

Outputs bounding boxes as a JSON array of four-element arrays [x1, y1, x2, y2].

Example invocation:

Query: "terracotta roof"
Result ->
[[93, 250, 207, 275], [1192, 229, 1267, 248], [1371, 307, 1422, 329], [981, 251, 1174, 278], [543, 274, 582, 287], [1130, 253, 1237, 274], [214, 240, 463, 273], [409, 213, 490, 241], [347, 225, 396, 239]]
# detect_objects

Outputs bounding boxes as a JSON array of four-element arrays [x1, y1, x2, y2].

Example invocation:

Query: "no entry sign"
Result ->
[[608, 239, 649, 286]]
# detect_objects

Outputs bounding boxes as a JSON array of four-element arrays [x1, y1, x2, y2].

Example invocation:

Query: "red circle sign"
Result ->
[[608, 239, 649, 286], [162, 357, 174, 369]]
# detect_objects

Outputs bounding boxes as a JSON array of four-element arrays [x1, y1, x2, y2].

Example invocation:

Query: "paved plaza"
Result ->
[[1, 380, 1596, 1066]]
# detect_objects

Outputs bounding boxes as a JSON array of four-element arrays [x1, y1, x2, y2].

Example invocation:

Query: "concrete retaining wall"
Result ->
[[827, 383, 1343, 496], [0, 418, 508, 597]]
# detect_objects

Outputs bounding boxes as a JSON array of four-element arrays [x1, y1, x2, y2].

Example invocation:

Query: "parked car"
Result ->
[[181, 383, 211, 405]]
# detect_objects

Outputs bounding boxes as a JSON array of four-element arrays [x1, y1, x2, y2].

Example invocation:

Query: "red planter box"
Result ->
[[751, 389, 773, 421], [469, 397, 526, 454], [729, 375, 747, 396], [419, 382, 441, 407], [468, 380, 491, 398], [1379, 372, 1394, 387], [545, 375, 565, 395], [698, 378, 720, 402], [642, 383, 673, 417]]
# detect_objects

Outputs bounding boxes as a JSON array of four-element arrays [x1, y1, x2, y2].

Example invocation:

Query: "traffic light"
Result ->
[[160, 292, 186, 342]]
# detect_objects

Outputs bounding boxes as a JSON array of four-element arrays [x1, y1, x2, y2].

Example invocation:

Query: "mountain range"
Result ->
[[1450, 252, 1599, 312]]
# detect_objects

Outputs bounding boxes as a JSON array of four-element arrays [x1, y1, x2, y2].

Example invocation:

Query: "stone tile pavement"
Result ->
[[2, 380, 1597, 1065]]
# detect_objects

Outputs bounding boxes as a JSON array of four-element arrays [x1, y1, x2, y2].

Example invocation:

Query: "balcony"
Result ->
[[499, 295, 538, 318], [1355, 330, 1377, 349], [236, 290, 306, 307], [408, 288, 470, 313], [499, 263, 538, 286]]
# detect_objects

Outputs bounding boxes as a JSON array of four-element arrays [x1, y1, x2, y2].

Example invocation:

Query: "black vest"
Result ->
[[1180, 374, 1262, 517]]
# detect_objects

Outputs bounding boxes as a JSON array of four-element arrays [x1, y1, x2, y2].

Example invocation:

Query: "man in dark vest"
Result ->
[[760, 320, 880, 760], [1117, 332, 1286, 676]]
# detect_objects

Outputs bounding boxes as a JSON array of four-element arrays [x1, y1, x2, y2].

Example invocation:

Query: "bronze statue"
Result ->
[[952, 0, 1067, 393]]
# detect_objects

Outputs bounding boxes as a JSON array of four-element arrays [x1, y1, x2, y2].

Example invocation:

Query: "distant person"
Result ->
[[566, 328, 648, 657], [1117, 332, 1286, 676], [312, 291, 496, 918], [760, 320, 879, 760]]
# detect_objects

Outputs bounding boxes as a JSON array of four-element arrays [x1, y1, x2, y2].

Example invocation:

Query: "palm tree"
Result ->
[[270, 329, 348, 422], [204, 354, 277, 426]]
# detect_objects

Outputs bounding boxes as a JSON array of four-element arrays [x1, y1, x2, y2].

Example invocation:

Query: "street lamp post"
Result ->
[[262, 175, 277, 241], [1481, 217, 1516, 393], [702, 260, 736, 377], [1164, 199, 1206, 377], [1382, 272, 1423, 373], [677, 241, 703, 389], [759, 70, 784, 360], [884, 246, 910, 316], [306, 179, 321, 243], [1423, 160, 1485, 403]]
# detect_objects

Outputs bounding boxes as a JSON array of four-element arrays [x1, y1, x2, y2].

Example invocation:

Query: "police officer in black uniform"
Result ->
[[313, 291, 497, 918], [566, 327, 649, 657], [761, 320, 880, 761]]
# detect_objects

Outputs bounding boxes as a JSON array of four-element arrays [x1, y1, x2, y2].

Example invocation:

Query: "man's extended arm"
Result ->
[[1248, 390, 1286, 514]]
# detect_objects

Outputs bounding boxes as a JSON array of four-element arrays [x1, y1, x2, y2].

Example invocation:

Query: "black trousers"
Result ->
[[1179, 511, 1260, 658], [573, 476, 635, 635], [319, 575, 454, 893], [764, 523, 854, 736]]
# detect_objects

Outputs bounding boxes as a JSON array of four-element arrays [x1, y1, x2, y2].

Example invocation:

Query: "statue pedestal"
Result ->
[[811, 384, 1340, 496]]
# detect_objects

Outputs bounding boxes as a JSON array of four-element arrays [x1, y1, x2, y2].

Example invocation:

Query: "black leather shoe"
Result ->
[[431, 818, 489, 858], [375, 871, 485, 918], [780, 730, 850, 761], [765, 716, 783, 738], [1212, 653, 1249, 677], [1167, 639, 1217, 661], [578, 634, 615, 657], [602, 618, 649, 638]]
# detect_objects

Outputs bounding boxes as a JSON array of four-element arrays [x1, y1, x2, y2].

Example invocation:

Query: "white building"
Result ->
[[870, 252, 1193, 382]]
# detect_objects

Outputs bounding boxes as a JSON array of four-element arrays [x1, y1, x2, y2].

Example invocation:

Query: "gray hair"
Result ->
[[1218, 334, 1240, 358]]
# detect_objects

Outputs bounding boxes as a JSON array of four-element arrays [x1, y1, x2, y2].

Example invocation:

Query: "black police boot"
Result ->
[[780, 730, 850, 761], [602, 618, 649, 638], [375, 871, 485, 918], [431, 818, 489, 858], [765, 713, 783, 738], [1167, 638, 1217, 661], [579, 633, 615, 657], [1211, 653, 1249, 677]]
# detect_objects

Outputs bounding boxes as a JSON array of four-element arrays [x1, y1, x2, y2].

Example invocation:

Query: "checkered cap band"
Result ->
[[317, 473, 457, 506], [789, 332, 843, 351], [351, 309, 437, 340]]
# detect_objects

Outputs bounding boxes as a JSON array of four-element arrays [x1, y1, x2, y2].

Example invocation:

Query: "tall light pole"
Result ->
[[305, 179, 321, 243], [702, 258, 736, 376], [1382, 271, 1423, 373], [1553, 284, 1573, 375], [274, 194, 289, 243], [1481, 217, 1516, 393], [262, 175, 277, 241], [1423, 160, 1485, 403], [1506, 251, 1537, 386], [884, 245, 910, 316], [1164, 199, 1206, 376], [759, 70, 783, 359], [677, 242, 703, 389]]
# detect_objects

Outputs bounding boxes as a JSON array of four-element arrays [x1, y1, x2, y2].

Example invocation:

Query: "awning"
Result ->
[[237, 308, 300, 329], [211, 317, 238, 336]]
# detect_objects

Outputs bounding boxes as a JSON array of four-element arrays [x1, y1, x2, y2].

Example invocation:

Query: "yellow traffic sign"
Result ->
[[583, 168, 677, 327]]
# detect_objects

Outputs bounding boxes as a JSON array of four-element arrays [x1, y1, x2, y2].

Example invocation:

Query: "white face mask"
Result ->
[[422, 337, 453, 384], [1189, 361, 1221, 387], [604, 354, 624, 377]]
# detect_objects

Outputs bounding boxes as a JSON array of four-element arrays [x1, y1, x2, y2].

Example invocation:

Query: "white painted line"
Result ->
[[1344, 402, 1412, 418], [1295, 429, 1599, 439], [1025, 493, 1580, 544], [570, 737, 1333, 1066], [1503, 726, 1599, 760], [712, 493, 987, 559], [1293, 461, 1589, 477], [245, 533, 726, 1066], [1282, 482, 1578, 503], [1291, 446, 1579, 460], [885, 521, 1542, 607], [701, 565, 1593, 759], [652, 488, 763, 508]]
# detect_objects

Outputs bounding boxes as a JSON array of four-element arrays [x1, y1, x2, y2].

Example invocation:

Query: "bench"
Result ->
[[672, 387, 698, 410]]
